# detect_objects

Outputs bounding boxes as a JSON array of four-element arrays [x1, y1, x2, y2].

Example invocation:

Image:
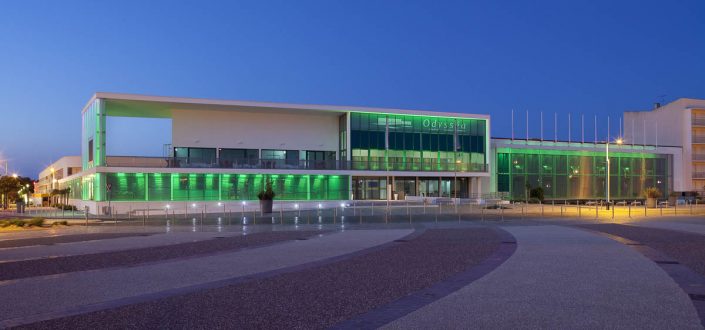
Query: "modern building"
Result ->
[[35, 156, 81, 206], [492, 138, 682, 201], [624, 98, 705, 193], [60, 93, 490, 214], [44, 93, 696, 214]]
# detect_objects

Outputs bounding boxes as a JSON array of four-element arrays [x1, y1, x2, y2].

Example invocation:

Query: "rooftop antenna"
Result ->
[[594, 115, 597, 144], [581, 114, 584, 143], [607, 115, 611, 142], [568, 113, 571, 143], [540, 111, 544, 142], [511, 109, 514, 141], [526, 110, 529, 141], [656, 121, 658, 148], [554, 113, 557, 142]]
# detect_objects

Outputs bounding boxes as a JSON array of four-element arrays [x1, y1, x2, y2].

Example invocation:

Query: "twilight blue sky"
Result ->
[[1, 0, 704, 177]]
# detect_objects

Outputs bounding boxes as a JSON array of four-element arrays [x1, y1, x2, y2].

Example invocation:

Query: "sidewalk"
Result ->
[[383, 225, 701, 329]]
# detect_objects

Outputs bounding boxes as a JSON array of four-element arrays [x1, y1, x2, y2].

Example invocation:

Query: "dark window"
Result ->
[[88, 139, 94, 162]]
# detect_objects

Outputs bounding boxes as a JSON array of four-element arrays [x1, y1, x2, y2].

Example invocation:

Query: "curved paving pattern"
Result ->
[[15, 228, 502, 329], [0, 231, 246, 262], [0, 229, 412, 328], [0, 230, 324, 281], [582, 223, 705, 327], [382, 225, 702, 329], [0, 233, 152, 249]]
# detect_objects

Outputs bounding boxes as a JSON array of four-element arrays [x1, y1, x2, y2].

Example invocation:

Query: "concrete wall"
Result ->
[[172, 109, 340, 153]]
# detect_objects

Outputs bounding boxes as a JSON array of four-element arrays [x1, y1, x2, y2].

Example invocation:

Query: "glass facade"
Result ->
[[350, 112, 487, 172], [91, 172, 348, 202], [352, 176, 469, 200], [81, 99, 105, 169], [496, 148, 672, 200]]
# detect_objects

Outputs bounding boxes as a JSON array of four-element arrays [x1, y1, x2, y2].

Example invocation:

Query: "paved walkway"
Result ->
[[0, 229, 412, 327], [628, 218, 705, 235], [383, 225, 701, 329], [0, 231, 244, 261]]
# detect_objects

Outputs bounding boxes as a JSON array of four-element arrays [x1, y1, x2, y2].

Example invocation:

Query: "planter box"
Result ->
[[260, 199, 273, 214], [646, 197, 657, 208]]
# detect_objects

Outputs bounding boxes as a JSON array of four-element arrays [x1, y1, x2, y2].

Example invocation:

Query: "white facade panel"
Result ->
[[172, 109, 340, 152]]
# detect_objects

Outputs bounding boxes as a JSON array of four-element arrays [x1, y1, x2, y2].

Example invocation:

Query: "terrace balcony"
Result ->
[[694, 154, 705, 162], [693, 117, 705, 126], [693, 172, 705, 179], [104, 156, 488, 173], [693, 136, 705, 144]]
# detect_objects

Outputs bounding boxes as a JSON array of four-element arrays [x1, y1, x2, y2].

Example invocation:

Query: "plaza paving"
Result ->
[[0, 216, 704, 329]]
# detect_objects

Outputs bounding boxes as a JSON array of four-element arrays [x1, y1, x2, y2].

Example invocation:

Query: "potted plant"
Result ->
[[643, 187, 662, 208], [257, 180, 275, 214]]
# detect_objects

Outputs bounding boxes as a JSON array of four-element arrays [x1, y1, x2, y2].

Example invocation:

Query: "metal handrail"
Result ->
[[104, 156, 489, 172]]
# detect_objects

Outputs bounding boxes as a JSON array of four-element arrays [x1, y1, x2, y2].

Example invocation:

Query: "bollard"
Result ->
[[521, 204, 524, 219], [660, 204, 663, 216], [628, 203, 631, 218], [691, 200, 693, 214], [561, 205, 563, 217], [501, 204, 504, 221], [541, 202, 544, 217], [644, 203, 647, 217], [595, 204, 598, 219], [280, 205, 284, 225], [612, 203, 615, 219], [481, 205, 485, 221], [578, 204, 581, 217], [675, 201, 677, 215]]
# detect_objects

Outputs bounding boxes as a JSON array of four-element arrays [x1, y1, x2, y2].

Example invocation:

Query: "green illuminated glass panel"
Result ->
[[495, 148, 672, 200], [99, 173, 349, 201], [350, 112, 487, 172]]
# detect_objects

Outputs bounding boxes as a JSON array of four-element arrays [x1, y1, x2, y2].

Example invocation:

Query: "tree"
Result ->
[[0, 175, 21, 209]]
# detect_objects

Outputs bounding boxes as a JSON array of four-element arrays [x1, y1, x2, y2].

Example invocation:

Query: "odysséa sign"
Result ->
[[422, 118, 467, 131]]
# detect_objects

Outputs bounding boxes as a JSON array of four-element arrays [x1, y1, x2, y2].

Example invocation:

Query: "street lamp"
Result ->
[[606, 137, 623, 210], [454, 159, 461, 211]]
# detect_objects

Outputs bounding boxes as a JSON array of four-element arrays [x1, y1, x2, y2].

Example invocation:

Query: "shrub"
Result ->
[[257, 180, 276, 200], [27, 218, 44, 227], [11, 219, 26, 227], [0, 220, 8, 228], [529, 187, 545, 202], [52, 220, 69, 226], [528, 197, 542, 204]]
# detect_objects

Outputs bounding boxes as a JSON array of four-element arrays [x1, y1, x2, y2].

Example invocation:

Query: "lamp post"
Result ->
[[606, 138, 623, 210], [454, 159, 461, 211]]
